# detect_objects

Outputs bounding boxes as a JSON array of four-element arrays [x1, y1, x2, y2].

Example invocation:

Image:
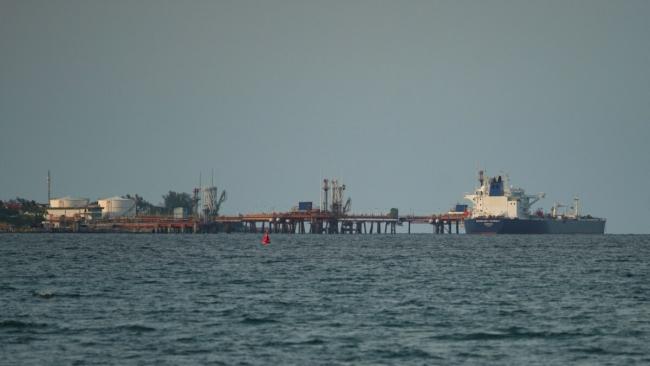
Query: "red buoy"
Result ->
[[261, 232, 271, 245]]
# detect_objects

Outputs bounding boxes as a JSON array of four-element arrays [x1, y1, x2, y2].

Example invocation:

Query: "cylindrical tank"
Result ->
[[49, 197, 89, 208], [97, 196, 136, 218]]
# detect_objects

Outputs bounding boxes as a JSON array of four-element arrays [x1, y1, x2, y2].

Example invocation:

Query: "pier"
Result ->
[[213, 211, 466, 235], [44, 211, 465, 234], [41, 177, 467, 234]]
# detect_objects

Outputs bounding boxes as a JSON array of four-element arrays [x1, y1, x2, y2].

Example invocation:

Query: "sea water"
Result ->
[[1, 234, 649, 365]]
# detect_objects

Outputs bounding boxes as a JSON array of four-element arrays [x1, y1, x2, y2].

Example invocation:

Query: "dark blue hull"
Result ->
[[465, 218, 606, 234]]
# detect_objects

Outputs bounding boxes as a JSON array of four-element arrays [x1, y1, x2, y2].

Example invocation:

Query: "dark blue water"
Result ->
[[1, 234, 649, 365]]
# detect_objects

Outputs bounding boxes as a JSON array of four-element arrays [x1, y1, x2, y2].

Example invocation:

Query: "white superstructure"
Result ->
[[464, 171, 544, 219]]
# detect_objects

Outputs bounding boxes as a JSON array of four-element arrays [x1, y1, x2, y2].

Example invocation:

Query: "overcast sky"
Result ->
[[1, 0, 649, 233]]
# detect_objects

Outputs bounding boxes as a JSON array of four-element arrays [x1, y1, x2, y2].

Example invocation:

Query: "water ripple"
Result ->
[[1, 233, 649, 365]]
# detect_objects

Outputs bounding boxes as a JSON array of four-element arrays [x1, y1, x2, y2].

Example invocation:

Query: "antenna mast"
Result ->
[[322, 179, 329, 212], [47, 170, 51, 203]]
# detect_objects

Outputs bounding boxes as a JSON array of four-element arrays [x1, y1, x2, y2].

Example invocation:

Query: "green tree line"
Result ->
[[0, 198, 47, 227]]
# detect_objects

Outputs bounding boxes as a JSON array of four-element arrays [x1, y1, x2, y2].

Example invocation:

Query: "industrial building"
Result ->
[[46, 197, 99, 221], [46, 196, 135, 223]]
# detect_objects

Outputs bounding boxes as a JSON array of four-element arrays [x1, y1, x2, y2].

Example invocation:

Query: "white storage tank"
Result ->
[[49, 197, 89, 208], [98, 196, 136, 219]]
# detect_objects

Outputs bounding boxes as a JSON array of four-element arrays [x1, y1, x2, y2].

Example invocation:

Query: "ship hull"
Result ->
[[464, 218, 606, 234]]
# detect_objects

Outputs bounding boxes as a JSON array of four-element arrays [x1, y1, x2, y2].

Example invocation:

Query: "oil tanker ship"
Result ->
[[463, 171, 605, 234]]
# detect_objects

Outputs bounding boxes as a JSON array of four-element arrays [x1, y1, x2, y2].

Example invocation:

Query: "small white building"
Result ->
[[173, 207, 187, 219]]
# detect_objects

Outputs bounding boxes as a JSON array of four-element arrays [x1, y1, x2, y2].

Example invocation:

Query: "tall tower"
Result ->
[[192, 187, 201, 218], [321, 179, 329, 212], [203, 186, 218, 220], [203, 169, 217, 220], [330, 179, 346, 215], [47, 170, 51, 204], [201, 170, 226, 222]]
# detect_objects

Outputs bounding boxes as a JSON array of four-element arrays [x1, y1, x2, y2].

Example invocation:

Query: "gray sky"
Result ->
[[1, 0, 649, 233]]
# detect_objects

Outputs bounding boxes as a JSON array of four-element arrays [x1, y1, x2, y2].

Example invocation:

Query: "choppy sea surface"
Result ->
[[1, 234, 649, 365]]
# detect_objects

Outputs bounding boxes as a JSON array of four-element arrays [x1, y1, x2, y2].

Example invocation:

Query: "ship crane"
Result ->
[[568, 197, 580, 218], [526, 192, 546, 208], [551, 202, 566, 218]]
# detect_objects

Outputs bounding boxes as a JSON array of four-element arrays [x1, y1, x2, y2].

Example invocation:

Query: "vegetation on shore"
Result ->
[[0, 198, 47, 229], [125, 191, 196, 216], [1, 189, 226, 231]]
